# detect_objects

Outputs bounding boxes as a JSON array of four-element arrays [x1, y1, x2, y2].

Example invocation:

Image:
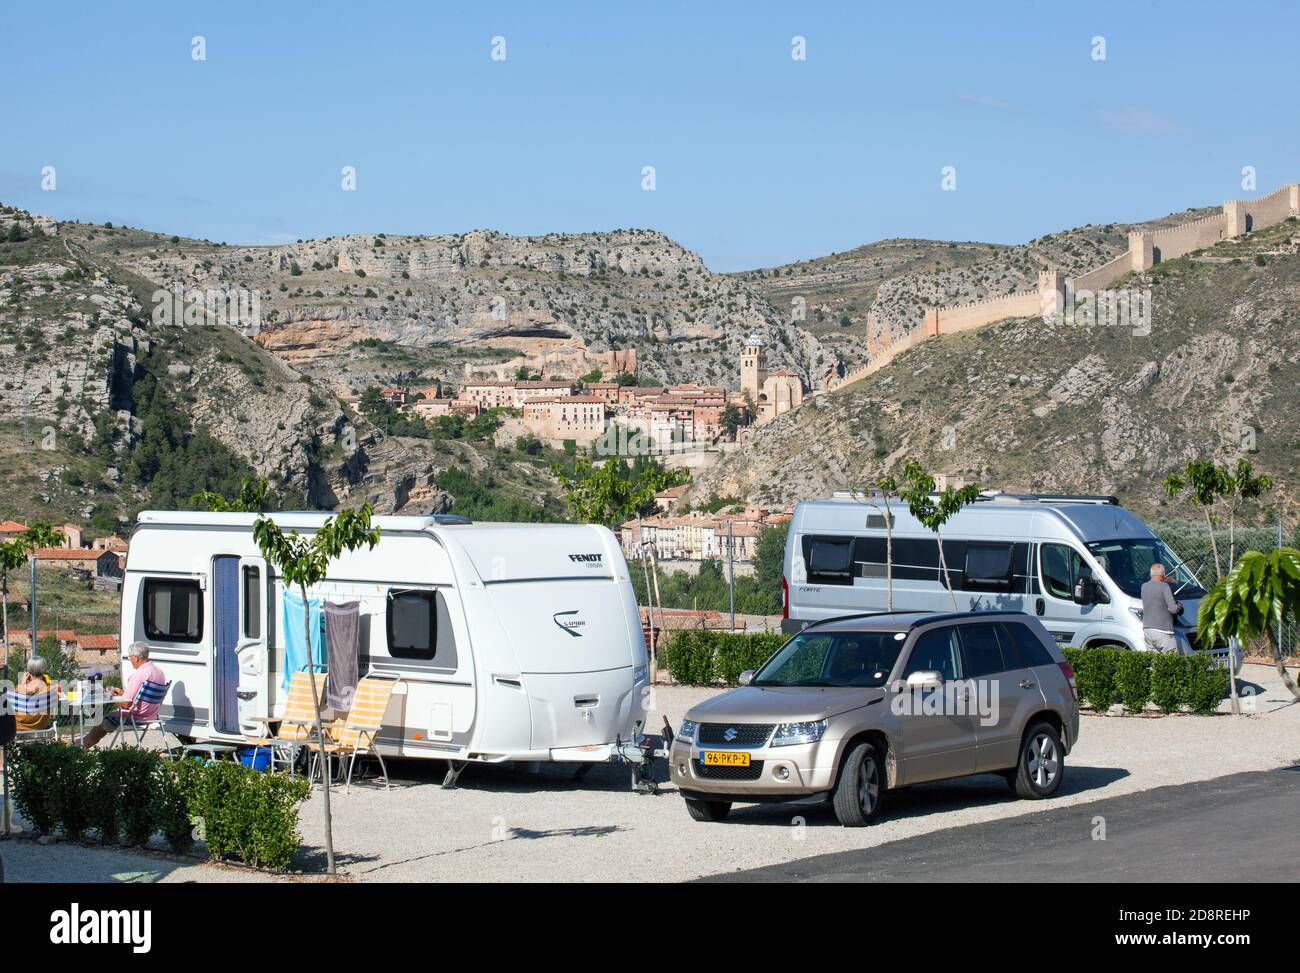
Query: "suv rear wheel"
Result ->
[[1010, 721, 1064, 799], [684, 797, 732, 822], [832, 741, 884, 827]]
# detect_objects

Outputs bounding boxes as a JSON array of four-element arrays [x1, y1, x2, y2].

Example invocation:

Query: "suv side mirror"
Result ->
[[738, 669, 756, 686], [905, 670, 942, 691]]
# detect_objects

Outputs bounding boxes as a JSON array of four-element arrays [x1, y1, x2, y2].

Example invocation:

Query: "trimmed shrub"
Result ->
[[8, 742, 94, 839], [9, 744, 309, 870], [171, 758, 311, 871], [1114, 651, 1153, 712], [1062, 648, 1226, 715], [664, 630, 786, 686], [1149, 652, 1189, 713]]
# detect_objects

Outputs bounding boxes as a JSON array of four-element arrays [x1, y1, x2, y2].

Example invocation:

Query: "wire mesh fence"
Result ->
[[1151, 519, 1298, 657]]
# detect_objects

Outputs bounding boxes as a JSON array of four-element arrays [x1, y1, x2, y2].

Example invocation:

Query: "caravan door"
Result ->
[[234, 556, 271, 734]]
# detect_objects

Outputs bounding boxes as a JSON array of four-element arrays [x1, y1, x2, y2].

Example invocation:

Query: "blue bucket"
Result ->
[[237, 747, 272, 772]]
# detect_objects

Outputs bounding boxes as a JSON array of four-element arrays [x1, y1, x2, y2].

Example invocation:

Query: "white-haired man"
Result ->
[[1140, 563, 1185, 654], [82, 641, 165, 748]]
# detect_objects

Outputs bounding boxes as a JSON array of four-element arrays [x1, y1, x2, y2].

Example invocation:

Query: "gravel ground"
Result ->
[[5, 662, 1297, 883]]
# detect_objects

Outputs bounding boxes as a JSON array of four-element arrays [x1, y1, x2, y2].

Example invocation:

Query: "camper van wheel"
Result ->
[[442, 760, 468, 790]]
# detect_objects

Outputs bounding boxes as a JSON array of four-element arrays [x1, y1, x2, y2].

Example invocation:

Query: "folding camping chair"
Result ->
[[243, 670, 327, 776], [107, 680, 177, 757], [304, 674, 400, 792], [5, 689, 57, 742]]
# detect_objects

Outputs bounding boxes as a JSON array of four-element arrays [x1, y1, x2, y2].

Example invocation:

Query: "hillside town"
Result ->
[[366, 333, 802, 458]]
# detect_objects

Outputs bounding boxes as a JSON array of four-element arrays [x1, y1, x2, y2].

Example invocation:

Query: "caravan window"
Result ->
[[242, 565, 261, 640], [387, 589, 438, 661], [143, 578, 203, 643], [803, 536, 855, 585], [964, 543, 1014, 592]]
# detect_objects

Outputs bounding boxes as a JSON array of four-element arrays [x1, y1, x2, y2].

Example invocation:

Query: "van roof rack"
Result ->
[[975, 491, 1118, 505]]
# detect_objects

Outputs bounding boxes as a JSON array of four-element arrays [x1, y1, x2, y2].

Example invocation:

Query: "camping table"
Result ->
[[57, 692, 120, 742], [181, 742, 239, 762]]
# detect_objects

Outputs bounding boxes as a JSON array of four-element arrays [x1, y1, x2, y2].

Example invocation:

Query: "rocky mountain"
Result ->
[[82, 223, 833, 394], [688, 215, 1300, 521]]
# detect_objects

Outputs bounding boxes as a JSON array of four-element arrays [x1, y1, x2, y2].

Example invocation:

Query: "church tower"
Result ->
[[740, 332, 767, 401]]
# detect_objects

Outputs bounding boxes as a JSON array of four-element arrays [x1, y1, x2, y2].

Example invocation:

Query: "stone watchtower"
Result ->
[[740, 332, 767, 401]]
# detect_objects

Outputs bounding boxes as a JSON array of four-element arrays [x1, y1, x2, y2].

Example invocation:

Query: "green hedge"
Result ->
[[8, 743, 311, 871], [1061, 648, 1228, 714], [664, 630, 787, 686]]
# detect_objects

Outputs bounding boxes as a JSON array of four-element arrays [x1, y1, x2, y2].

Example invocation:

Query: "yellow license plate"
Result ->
[[700, 751, 751, 767]]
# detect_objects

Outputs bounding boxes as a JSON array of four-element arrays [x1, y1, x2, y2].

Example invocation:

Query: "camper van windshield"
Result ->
[[752, 630, 905, 688], [1085, 538, 1206, 599]]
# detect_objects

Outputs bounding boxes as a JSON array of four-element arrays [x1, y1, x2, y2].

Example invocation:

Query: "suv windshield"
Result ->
[[752, 630, 906, 688], [1086, 538, 1206, 599]]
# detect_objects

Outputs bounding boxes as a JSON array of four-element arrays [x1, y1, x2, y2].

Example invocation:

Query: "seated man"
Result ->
[[82, 641, 165, 749], [13, 657, 53, 733]]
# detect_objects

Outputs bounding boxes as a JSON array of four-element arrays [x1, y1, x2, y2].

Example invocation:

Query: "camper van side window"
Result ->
[[142, 578, 203, 644], [388, 589, 437, 660], [963, 543, 1014, 592], [1041, 544, 1086, 601], [803, 536, 854, 585]]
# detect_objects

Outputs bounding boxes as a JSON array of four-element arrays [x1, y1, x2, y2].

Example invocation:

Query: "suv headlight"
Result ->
[[677, 719, 698, 744], [772, 719, 826, 747]]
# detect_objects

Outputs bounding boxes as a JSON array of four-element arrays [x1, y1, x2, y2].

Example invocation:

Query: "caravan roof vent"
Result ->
[[429, 514, 473, 525]]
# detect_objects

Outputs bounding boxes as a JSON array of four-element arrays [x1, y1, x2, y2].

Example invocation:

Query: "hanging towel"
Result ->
[[324, 600, 361, 710], [281, 589, 326, 691]]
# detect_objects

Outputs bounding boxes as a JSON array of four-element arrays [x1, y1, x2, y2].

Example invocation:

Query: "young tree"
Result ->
[[1163, 461, 1230, 579], [1198, 548, 1300, 704], [554, 457, 683, 527], [1, 539, 30, 669], [851, 475, 901, 611], [192, 477, 269, 513], [1223, 460, 1273, 570], [252, 505, 380, 875], [19, 523, 65, 662], [898, 462, 980, 610]]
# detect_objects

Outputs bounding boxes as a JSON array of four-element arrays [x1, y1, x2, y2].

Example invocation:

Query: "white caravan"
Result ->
[[782, 492, 1234, 664], [120, 511, 658, 787]]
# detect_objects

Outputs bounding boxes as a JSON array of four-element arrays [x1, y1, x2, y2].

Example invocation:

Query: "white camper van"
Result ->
[[782, 492, 1234, 665], [120, 511, 658, 787]]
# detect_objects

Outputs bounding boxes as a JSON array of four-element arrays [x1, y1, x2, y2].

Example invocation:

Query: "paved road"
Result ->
[[699, 768, 1300, 882]]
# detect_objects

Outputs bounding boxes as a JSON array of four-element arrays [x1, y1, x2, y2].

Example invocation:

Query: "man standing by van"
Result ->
[[1141, 563, 1184, 654]]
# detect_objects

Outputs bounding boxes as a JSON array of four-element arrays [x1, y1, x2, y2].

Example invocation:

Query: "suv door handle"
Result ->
[[1019, 680, 1034, 690]]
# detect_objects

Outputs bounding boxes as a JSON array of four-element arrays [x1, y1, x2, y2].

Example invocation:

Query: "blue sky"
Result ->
[[3, 1, 1297, 271]]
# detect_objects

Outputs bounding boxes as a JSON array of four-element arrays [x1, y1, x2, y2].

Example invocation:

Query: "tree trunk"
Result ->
[[936, 534, 957, 610], [1266, 627, 1300, 704], [884, 501, 894, 612], [1204, 508, 1222, 580], [301, 586, 335, 875]]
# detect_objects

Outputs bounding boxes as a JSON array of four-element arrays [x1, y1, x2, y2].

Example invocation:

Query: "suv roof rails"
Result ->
[[807, 609, 1030, 631], [975, 492, 1119, 505]]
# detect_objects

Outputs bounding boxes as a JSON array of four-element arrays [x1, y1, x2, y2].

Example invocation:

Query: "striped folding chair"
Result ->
[[243, 670, 327, 776], [6, 689, 56, 742], [108, 680, 175, 756], [303, 675, 400, 792]]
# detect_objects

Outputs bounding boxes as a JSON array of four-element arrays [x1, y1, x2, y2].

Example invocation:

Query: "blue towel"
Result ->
[[282, 589, 326, 690]]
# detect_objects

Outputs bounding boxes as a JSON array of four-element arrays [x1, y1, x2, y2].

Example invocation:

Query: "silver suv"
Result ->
[[671, 611, 1080, 826]]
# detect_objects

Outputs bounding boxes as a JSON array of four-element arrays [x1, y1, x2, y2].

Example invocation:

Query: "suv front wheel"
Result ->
[[832, 741, 884, 827], [1010, 721, 1064, 799], [684, 797, 732, 822]]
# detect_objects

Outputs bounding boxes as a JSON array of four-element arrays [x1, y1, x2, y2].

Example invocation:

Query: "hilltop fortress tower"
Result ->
[[740, 333, 803, 425]]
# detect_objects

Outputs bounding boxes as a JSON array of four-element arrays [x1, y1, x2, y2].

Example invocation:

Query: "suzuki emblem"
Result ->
[[723, 726, 738, 742]]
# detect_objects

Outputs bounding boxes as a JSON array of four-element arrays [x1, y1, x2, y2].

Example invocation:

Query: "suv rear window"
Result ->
[[998, 621, 1056, 667], [958, 622, 1010, 677]]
